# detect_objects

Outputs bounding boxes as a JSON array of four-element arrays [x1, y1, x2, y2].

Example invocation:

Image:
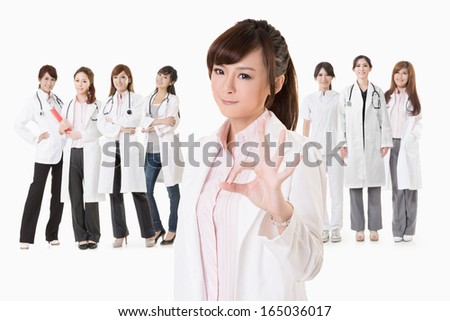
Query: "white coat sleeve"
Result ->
[[337, 91, 347, 146], [15, 98, 38, 144], [155, 96, 180, 136], [299, 96, 311, 120], [97, 107, 121, 139], [258, 138, 325, 282], [377, 90, 393, 148], [411, 109, 423, 139]]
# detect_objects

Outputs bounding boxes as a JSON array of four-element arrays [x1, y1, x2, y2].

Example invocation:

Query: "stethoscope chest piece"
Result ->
[[346, 101, 352, 107], [127, 109, 132, 115]]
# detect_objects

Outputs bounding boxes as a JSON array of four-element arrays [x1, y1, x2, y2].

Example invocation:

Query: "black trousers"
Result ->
[[110, 143, 155, 239], [69, 148, 100, 242], [19, 158, 64, 243]]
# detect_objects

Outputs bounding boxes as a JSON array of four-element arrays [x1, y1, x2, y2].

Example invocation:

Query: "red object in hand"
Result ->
[[50, 107, 71, 132]]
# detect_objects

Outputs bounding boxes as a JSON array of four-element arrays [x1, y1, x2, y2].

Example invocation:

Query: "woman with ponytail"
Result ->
[[174, 19, 325, 300], [60, 66, 105, 250]]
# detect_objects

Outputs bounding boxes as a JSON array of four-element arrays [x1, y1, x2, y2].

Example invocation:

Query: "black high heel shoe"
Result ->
[[160, 234, 176, 246], [154, 230, 166, 243]]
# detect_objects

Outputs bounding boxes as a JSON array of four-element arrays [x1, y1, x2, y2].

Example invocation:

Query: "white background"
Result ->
[[1, 0, 449, 319]]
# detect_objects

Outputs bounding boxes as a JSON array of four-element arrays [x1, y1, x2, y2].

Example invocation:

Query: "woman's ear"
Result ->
[[275, 75, 285, 94]]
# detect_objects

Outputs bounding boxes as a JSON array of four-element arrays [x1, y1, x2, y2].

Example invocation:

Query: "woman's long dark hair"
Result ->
[[206, 19, 298, 130]]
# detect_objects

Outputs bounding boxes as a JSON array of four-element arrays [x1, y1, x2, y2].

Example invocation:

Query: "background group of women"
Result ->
[[15, 56, 422, 250], [301, 56, 422, 244], [15, 64, 182, 250]]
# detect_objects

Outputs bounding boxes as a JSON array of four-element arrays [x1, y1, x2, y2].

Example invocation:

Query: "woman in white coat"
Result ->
[[60, 67, 105, 250], [174, 19, 325, 301], [15, 65, 65, 250], [384, 61, 422, 242], [301, 62, 344, 243], [339, 55, 393, 242], [97, 64, 156, 248], [141, 66, 183, 246]]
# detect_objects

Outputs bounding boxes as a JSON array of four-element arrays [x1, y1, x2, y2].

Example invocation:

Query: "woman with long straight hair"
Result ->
[[384, 61, 422, 242]]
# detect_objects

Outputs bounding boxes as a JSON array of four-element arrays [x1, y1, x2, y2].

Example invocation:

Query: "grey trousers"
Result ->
[[350, 187, 382, 231], [389, 138, 418, 237]]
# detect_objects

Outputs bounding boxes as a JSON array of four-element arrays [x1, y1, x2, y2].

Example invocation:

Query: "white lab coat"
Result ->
[[384, 92, 423, 190], [140, 92, 184, 187], [97, 91, 147, 193], [300, 90, 342, 154], [60, 98, 105, 203], [15, 89, 65, 164], [174, 112, 325, 300], [338, 82, 393, 188]]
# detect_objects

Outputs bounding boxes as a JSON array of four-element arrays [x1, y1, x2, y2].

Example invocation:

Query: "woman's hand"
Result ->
[[120, 127, 136, 135], [220, 119, 301, 225], [380, 147, 389, 158], [59, 119, 71, 135], [68, 130, 82, 140], [141, 126, 156, 133], [154, 117, 176, 126], [340, 146, 348, 159], [38, 132, 49, 143]]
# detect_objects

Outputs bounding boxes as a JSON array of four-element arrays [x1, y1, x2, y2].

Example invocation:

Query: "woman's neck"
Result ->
[[357, 79, 369, 91], [226, 109, 265, 144], [76, 94, 87, 103]]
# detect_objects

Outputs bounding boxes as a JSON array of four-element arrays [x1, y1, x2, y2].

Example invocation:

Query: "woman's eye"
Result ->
[[238, 73, 251, 79], [213, 68, 224, 75]]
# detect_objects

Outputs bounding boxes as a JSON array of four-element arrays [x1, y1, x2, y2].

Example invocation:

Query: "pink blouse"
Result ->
[[196, 111, 270, 300]]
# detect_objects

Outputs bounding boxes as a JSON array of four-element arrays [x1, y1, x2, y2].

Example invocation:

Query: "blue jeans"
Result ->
[[145, 153, 180, 232]]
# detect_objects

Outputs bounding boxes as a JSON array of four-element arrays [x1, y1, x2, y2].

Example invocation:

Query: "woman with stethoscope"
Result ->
[[15, 65, 65, 249], [141, 66, 183, 246], [300, 62, 344, 243], [338, 55, 393, 242], [97, 64, 156, 248], [384, 61, 422, 243], [59, 66, 105, 250]]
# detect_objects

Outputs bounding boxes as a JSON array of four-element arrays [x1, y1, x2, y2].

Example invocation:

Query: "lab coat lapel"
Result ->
[[83, 102, 97, 130]]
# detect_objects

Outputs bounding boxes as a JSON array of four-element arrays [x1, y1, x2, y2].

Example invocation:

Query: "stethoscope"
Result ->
[[66, 99, 98, 121], [346, 83, 381, 109], [102, 91, 132, 115], [36, 91, 63, 116], [386, 92, 413, 112], [147, 92, 170, 117]]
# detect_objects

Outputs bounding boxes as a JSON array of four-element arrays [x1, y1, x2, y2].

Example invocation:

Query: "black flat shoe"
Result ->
[[161, 235, 176, 246], [78, 242, 89, 250], [155, 230, 166, 243], [87, 242, 98, 249]]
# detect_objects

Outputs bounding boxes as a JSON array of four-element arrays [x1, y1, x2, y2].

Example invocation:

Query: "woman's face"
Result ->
[[39, 72, 56, 94], [211, 49, 270, 125], [155, 72, 173, 90], [113, 71, 130, 93], [316, 68, 333, 91], [394, 68, 409, 89], [353, 58, 371, 81], [74, 72, 91, 96]]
